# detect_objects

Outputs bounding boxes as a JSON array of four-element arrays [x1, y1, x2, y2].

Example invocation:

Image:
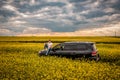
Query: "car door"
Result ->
[[58, 43, 76, 56], [49, 44, 64, 56]]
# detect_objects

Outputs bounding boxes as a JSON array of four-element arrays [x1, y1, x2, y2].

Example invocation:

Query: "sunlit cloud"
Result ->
[[2, 5, 17, 12]]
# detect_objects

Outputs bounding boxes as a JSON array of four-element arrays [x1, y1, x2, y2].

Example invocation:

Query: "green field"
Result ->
[[0, 36, 120, 80]]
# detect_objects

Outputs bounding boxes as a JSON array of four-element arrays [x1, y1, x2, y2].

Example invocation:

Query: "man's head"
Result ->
[[48, 40, 51, 42]]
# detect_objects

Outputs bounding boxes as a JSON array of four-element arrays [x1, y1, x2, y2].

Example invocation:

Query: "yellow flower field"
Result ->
[[0, 36, 120, 80]]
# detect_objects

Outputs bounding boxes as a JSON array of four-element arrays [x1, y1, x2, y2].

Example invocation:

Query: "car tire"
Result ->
[[96, 54, 101, 61]]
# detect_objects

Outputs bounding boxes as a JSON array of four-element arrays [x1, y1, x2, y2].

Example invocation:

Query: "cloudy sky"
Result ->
[[0, 0, 120, 36]]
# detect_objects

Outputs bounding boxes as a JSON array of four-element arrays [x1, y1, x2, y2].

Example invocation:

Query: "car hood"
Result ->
[[39, 49, 47, 54]]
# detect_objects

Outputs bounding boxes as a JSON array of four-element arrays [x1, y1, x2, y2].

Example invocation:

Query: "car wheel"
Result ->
[[96, 54, 101, 61]]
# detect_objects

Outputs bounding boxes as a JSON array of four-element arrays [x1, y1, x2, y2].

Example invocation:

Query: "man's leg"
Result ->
[[46, 48, 50, 55]]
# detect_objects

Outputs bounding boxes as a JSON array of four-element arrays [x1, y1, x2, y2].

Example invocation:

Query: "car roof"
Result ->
[[63, 42, 94, 44]]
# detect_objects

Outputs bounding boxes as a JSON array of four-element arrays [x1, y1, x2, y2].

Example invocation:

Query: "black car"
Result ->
[[39, 42, 100, 61]]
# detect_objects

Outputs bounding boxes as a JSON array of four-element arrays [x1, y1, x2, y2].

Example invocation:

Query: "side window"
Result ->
[[64, 44, 91, 50], [87, 44, 95, 51], [63, 44, 77, 50], [78, 44, 87, 50]]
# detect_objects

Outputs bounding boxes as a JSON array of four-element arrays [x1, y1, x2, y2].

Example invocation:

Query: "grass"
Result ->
[[0, 36, 120, 80]]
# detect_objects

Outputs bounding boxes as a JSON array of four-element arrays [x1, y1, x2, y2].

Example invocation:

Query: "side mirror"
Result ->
[[61, 46, 64, 50]]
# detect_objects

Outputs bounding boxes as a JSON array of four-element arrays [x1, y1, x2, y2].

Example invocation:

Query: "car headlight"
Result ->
[[38, 51, 42, 54]]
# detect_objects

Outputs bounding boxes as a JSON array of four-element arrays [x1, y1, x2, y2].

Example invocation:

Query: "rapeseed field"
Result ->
[[0, 37, 120, 80]]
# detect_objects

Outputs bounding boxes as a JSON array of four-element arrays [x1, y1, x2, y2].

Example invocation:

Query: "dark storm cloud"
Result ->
[[12, 0, 66, 13], [99, 0, 120, 13], [1, 26, 25, 33], [0, 9, 16, 23], [84, 10, 108, 19], [68, 0, 88, 3], [0, 0, 16, 23], [0, 9, 16, 18], [23, 18, 77, 32], [0, 0, 120, 36], [111, 1, 120, 11]]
